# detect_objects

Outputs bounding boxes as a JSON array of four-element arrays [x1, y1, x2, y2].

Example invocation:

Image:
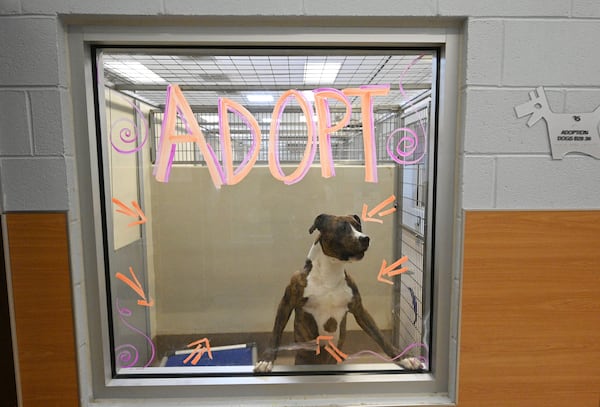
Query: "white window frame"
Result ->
[[68, 22, 461, 407]]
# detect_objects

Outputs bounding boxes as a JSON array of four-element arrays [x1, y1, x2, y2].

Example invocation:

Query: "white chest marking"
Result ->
[[303, 243, 353, 343]]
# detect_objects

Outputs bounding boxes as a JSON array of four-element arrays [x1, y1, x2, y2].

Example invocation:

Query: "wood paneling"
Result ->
[[5, 213, 79, 407], [459, 211, 600, 407], [5, 211, 600, 407]]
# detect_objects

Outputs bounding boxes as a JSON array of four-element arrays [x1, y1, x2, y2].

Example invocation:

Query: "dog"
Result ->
[[254, 213, 422, 373]]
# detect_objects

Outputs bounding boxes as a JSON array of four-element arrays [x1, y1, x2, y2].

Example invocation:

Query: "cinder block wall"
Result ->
[[1, 1, 600, 405], [461, 17, 600, 209], [0, 16, 71, 212], [2, 2, 598, 211]]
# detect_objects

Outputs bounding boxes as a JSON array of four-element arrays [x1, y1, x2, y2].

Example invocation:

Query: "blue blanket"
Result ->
[[165, 344, 255, 367]]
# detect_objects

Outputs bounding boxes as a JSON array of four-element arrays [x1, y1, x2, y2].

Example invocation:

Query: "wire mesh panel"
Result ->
[[395, 102, 429, 356], [150, 108, 402, 165], [396, 232, 425, 350]]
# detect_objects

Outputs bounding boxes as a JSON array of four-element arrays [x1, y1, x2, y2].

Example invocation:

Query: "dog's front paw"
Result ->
[[254, 360, 274, 373], [398, 357, 423, 370]]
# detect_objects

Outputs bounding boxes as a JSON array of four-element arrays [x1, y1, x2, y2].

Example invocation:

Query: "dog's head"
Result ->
[[309, 214, 370, 262]]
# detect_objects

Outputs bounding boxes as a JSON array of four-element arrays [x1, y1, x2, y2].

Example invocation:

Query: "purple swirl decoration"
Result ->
[[114, 298, 156, 368], [388, 53, 428, 166], [115, 343, 139, 368], [386, 127, 426, 165], [346, 342, 429, 369], [109, 100, 149, 154]]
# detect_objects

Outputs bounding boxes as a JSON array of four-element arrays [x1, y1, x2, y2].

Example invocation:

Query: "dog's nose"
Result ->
[[359, 235, 370, 249]]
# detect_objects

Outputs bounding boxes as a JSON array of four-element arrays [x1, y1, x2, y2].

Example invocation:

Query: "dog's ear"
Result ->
[[309, 214, 327, 234], [350, 214, 363, 232]]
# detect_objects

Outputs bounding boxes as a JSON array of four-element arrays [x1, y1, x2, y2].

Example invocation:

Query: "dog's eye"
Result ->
[[346, 220, 361, 233]]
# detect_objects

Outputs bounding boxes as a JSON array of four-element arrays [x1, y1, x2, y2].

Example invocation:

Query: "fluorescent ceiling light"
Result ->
[[246, 94, 274, 103], [303, 62, 341, 85], [104, 60, 166, 84], [301, 90, 315, 103]]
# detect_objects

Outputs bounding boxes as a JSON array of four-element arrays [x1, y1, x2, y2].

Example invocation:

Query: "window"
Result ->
[[72, 25, 459, 404]]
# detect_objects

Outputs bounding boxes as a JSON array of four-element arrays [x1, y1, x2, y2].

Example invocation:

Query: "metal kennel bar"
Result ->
[[149, 108, 402, 165]]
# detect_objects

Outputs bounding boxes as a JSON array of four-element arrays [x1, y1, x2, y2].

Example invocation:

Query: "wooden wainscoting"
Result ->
[[459, 211, 600, 407], [4, 210, 598, 407], [5, 213, 79, 407]]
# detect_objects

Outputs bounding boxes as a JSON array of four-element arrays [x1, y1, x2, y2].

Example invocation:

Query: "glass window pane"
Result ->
[[97, 48, 436, 378]]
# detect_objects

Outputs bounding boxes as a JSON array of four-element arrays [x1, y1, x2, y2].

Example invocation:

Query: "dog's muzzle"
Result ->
[[359, 235, 370, 250]]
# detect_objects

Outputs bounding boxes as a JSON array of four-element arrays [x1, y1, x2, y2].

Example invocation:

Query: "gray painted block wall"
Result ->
[[1, 0, 600, 404]]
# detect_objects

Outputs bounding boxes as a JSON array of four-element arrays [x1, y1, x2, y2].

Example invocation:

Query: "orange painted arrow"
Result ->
[[362, 195, 397, 224], [112, 198, 147, 227], [377, 256, 410, 285], [116, 267, 154, 307], [184, 338, 213, 365], [316, 335, 348, 363]]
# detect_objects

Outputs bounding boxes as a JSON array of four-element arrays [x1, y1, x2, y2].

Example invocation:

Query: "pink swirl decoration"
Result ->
[[115, 343, 139, 368], [109, 101, 149, 154], [346, 342, 429, 369], [114, 298, 156, 368], [387, 53, 428, 165], [386, 127, 426, 165]]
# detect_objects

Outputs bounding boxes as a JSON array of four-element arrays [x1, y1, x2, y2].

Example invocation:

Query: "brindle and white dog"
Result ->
[[254, 213, 422, 373]]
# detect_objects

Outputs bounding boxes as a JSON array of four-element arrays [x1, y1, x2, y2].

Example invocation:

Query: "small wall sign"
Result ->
[[515, 86, 600, 159]]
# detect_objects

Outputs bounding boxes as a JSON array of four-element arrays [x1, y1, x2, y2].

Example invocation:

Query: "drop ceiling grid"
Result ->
[[104, 53, 433, 109]]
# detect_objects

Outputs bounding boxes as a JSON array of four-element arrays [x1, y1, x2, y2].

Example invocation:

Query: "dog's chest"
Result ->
[[302, 269, 353, 342]]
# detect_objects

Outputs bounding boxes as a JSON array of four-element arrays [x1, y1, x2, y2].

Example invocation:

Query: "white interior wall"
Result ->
[[104, 88, 158, 340], [151, 165, 396, 334], [105, 88, 141, 250]]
